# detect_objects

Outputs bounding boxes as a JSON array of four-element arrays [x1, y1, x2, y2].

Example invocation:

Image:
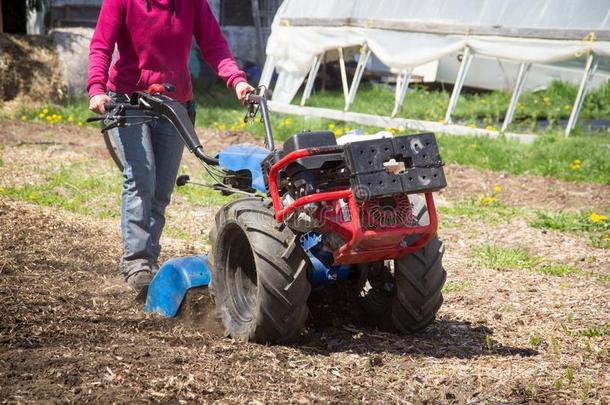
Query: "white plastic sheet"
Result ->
[[265, 0, 610, 103]]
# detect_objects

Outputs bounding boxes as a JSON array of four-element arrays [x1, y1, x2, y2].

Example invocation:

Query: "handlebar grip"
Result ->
[[104, 103, 141, 111], [245, 93, 261, 104], [86, 116, 105, 123]]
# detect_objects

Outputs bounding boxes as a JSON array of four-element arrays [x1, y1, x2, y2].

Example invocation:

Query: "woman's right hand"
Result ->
[[89, 94, 113, 114]]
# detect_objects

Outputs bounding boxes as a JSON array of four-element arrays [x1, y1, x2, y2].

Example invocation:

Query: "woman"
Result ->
[[87, 0, 254, 292]]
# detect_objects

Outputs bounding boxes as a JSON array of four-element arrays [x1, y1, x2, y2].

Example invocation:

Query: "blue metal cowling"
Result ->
[[144, 255, 212, 317], [300, 232, 352, 286], [218, 144, 270, 194]]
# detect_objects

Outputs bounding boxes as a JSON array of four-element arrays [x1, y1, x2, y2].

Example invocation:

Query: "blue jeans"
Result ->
[[109, 93, 185, 264]]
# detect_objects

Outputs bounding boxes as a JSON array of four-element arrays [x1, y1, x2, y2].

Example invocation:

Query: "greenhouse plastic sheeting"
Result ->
[[265, 0, 610, 103]]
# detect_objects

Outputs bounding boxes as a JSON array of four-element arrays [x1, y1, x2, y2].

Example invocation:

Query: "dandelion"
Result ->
[[563, 105, 571, 111], [543, 96, 551, 105], [334, 128, 344, 136], [480, 99, 487, 105], [494, 185, 502, 193], [590, 212, 608, 223], [77, 121, 83, 126], [38, 113, 45, 118], [517, 102, 524, 109], [485, 125, 497, 131], [328, 123, 335, 130], [437, 119, 444, 124], [42, 108, 49, 115], [468, 123, 476, 128], [481, 196, 496, 206], [282, 117, 292, 126], [20, 115, 27, 121], [470, 143, 478, 149], [0, 187, 4, 193], [67, 115, 74, 122], [568, 159, 581, 170]]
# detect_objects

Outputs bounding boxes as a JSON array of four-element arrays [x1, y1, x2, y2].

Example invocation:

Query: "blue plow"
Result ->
[[144, 255, 212, 317]]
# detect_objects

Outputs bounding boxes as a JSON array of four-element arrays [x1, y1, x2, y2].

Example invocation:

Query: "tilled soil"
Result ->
[[1, 120, 609, 403]]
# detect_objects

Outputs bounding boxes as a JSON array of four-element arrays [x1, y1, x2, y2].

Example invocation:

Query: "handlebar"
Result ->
[[245, 90, 274, 150], [88, 87, 274, 167]]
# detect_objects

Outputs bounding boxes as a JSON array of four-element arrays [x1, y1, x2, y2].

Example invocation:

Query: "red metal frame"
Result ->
[[268, 147, 438, 265]]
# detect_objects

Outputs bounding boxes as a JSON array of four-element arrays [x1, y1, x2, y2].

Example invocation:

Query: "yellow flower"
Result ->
[[20, 115, 27, 120], [470, 143, 478, 149], [485, 125, 497, 131], [77, 121, 83, 126], [67, 116, 74, 122], [334, 128, 344, 136], [42, 108, 49, 115], [468, 123, 476, 128], [282, 117, 292, 126], [480, 99, 487, 105], [328, 123, 335, 130], [38, 113, 45, 118], [517, 102, 524, 109], [481, 196, 496, 206], [568, 159, 581, 170], [0, 187, 4, 193], [494, 185, 502, 193], [543, 96, 551, 105], [564, 105, 571, 111], [590, 212, 608, 223]]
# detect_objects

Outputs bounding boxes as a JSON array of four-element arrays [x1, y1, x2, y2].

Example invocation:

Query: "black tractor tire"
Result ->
[[357, 194, 446, 333], [390, 235, 446, 333], [208, 198, 311, 343]]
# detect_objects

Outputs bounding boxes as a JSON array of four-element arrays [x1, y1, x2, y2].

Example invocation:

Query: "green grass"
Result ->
[[306, 80, 610, 130], [442, 280, 472, 293], [530, 335, 542, 347], [572, 323, 610, 338], [530, 210, 610, 233], [8, 81, 610, 184], [536, 264, 580, 277], [473, 245, 537, 270], [473, 244, 586, 276], [0, 159, 232, 219], [439, 198, 523, 224], [0, 161, 122, 217], [530, 210, 610, 249]]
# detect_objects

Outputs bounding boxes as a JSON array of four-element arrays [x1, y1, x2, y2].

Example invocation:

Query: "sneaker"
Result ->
[[120, 259, 153, 292]]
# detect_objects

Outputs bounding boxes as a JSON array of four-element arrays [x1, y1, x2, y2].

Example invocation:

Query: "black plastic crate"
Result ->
[[343, 133, 446, 199]]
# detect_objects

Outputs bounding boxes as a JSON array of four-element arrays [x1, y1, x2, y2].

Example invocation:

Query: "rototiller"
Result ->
[[90, 84, 447, 343]]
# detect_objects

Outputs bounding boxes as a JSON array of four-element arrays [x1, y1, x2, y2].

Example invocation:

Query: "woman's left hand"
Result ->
[[235, 81, 255, 105]]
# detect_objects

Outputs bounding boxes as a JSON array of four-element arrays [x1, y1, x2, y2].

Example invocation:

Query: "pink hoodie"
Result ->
[[87, 0, 247, 102]]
